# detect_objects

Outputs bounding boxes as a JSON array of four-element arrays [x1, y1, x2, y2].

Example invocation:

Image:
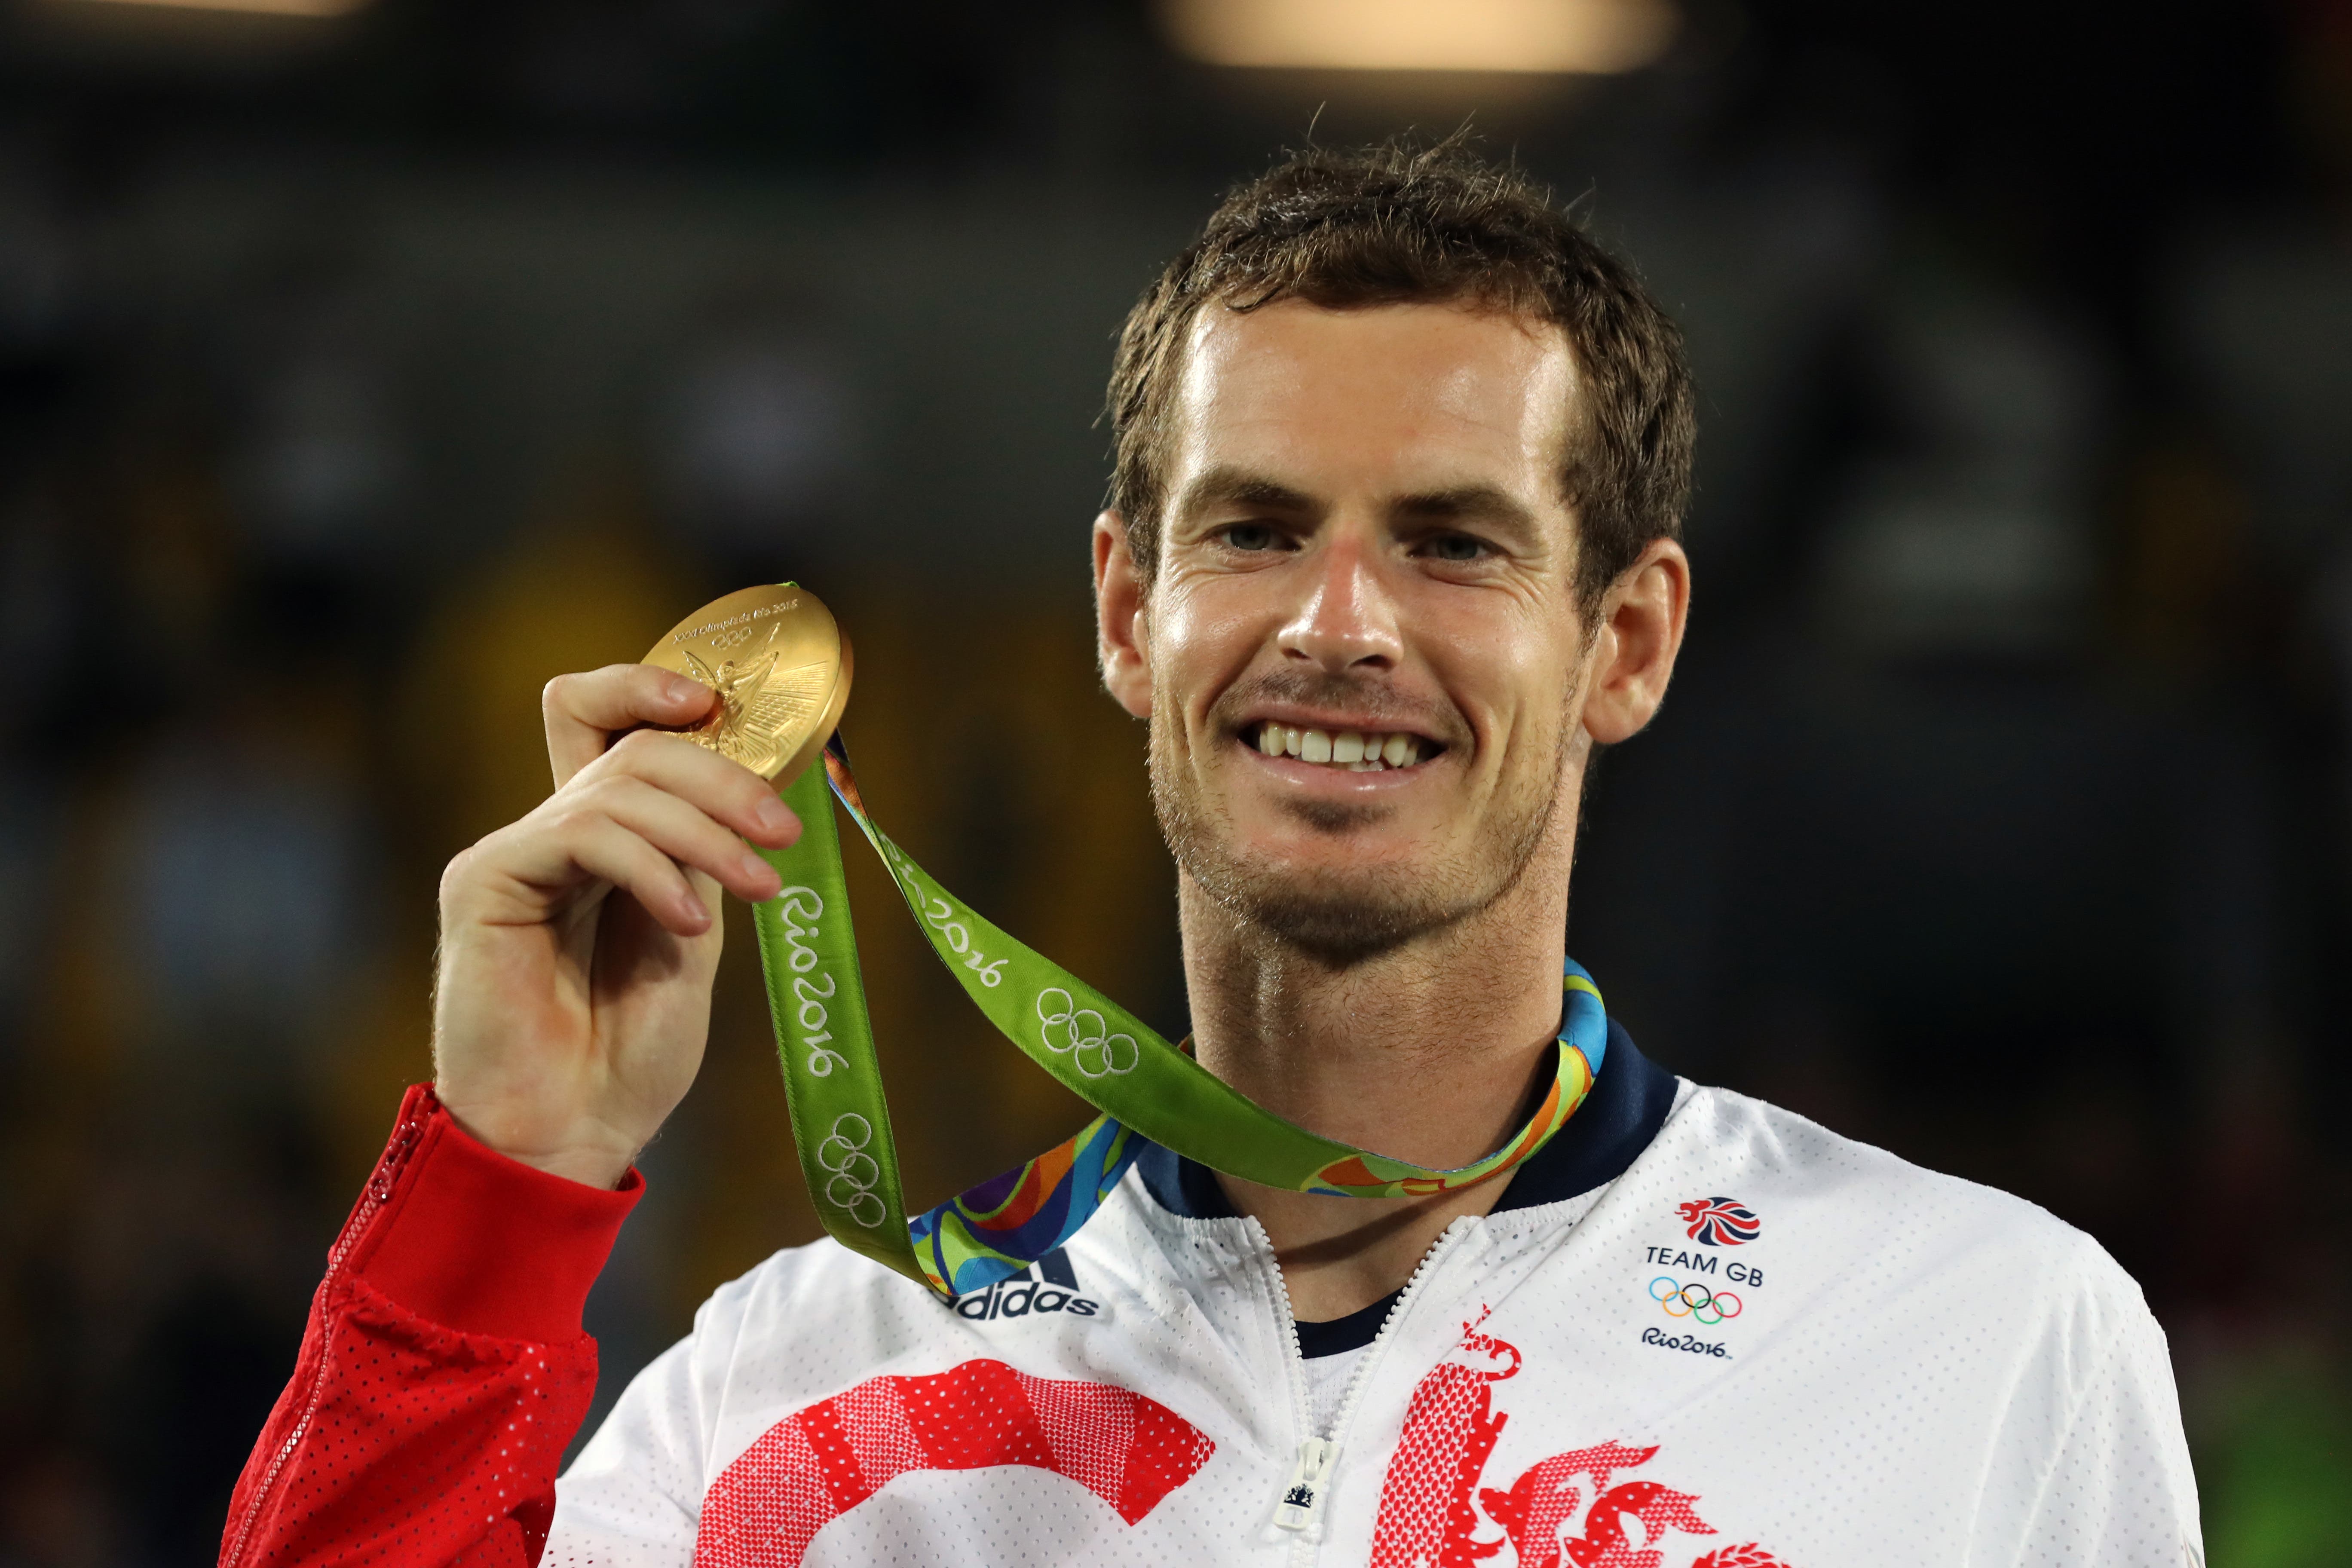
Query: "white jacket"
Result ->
[[552, 1030, 2202, 1567]]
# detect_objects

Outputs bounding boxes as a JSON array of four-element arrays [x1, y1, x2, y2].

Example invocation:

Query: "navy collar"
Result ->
[[1135, 1015, 1677, 1223], [1135, 1014, 1674, 1355]]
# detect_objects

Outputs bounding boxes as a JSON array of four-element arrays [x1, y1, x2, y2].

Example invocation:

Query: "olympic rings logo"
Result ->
[[816, 1112, 886, 1228], [1650, 1275, 1742, 1326], [1035, 988, 1139, 1078]]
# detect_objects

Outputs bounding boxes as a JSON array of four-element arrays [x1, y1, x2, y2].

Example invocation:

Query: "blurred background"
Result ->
[[0, 0, 2345, 1559]]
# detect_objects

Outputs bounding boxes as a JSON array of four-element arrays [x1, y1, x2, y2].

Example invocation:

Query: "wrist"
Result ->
[[502, 1144, 639, 1190], [435, 1094, 640, 1191]]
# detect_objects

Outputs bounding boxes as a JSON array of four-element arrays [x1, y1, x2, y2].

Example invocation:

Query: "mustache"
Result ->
[[1210, 668, 1464, 744]]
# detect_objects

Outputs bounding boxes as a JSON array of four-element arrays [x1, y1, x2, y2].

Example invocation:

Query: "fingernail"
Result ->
[[742, 852, 781, 893], [668, 676, 706, 704], [754, 796, 796, 836]]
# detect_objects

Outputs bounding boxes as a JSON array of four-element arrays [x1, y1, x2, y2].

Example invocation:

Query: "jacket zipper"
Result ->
[[222, 1108, 421, 1568], [1262, 1217, 1476, 1556]]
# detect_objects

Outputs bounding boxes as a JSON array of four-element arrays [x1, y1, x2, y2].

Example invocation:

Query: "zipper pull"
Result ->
[[1274, 1437, 1338, 1533]]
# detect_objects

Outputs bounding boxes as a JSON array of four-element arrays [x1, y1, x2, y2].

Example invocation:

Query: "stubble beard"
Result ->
[[1147, 691, 1569, 969]]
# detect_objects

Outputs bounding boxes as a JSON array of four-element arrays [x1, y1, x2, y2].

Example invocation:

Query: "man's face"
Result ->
[[1127, 299, 1594, 963]]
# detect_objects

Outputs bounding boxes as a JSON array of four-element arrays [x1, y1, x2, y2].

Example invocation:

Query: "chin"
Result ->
[[1219, 874, 1461, 967], [1181, 844, 1484, 966]]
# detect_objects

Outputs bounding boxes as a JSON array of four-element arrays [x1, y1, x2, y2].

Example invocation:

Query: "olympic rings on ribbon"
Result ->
[[1649, 1275, 1743, 1326], [1035, 987, 1140, 1078], [815, 1112, 887, 1228]]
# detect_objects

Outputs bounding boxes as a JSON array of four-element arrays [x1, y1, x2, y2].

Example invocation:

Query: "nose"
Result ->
[[1276, 527, 1401, 675]]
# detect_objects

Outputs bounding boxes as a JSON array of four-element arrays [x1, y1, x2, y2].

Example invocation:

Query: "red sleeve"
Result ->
[[220, 1085, 642, 1568]]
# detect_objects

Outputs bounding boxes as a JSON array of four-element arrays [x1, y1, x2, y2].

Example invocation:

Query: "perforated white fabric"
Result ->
[[1305, 1346, 1369, 1439], [550, 1081, 2200, 1566]]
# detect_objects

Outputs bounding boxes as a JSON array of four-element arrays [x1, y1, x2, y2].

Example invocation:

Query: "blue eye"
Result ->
[[1224, 524, 1280, 551], [1427, 534, 1485, 562]]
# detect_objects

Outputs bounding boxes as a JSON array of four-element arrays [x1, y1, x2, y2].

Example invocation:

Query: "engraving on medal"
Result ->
[[643, 584, 851, 788], [678, 636, 832, 776]]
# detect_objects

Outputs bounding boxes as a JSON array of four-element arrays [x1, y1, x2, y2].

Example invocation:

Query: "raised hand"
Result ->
[[431, 664, 800, 1188]]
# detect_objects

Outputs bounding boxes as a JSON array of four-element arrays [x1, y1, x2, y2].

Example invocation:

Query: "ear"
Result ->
[[1093, 511, 1154, 719], [1579, 538, 1690, 745]]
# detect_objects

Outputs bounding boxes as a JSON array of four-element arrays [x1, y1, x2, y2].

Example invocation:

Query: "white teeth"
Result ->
[[1254, 723, 1427, 770]]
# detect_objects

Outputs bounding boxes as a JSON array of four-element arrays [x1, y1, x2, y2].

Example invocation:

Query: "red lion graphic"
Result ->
[[1367, 1308, 1523, 1566], [1482, 1444, 1712, 1568], [1370, 1317, 1791, 1568]]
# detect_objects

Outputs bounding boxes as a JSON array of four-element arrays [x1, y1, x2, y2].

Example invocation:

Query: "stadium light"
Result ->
[[1160, 0, 1678, 74]]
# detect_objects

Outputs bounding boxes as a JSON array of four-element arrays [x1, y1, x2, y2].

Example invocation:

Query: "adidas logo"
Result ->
[[945, 1249, 1104, 1322]]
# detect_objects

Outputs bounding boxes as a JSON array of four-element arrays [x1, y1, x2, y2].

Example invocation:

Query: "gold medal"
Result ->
[[642, 585, 853, 788]]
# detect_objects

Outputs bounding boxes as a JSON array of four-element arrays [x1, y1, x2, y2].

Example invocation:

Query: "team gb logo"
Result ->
[[1678, 1197, 1761, 1246]]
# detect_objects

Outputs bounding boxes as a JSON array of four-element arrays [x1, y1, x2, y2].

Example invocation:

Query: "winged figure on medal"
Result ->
[[680, 630, 833, 777]]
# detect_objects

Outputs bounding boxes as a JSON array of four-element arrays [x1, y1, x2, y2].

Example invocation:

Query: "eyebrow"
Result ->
[[1173, 466, 1320, 519], [1390, 484, 1543, 541]]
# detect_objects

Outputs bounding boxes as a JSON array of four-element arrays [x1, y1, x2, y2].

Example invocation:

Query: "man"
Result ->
[[223, 142, 2201, 1567]]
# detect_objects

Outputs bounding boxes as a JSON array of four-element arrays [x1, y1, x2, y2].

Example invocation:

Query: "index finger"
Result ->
[[542, 664, 717, 788]]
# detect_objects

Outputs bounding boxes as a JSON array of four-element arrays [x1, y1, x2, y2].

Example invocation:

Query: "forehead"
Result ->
[[1167, 299, 1578, 495]]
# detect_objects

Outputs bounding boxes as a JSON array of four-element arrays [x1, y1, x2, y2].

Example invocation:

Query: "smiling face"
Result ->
[[1101, 299, 1604, 964]]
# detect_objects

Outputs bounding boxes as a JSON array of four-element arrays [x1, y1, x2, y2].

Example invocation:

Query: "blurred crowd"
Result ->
[[1, 0, 2349, 1562]]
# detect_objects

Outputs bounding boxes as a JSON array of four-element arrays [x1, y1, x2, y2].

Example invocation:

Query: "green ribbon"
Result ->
[[752, 741, 1605, 1298]]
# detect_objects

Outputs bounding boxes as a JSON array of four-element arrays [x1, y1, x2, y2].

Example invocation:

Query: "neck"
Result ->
[[1179, 830, 1577, 1322]]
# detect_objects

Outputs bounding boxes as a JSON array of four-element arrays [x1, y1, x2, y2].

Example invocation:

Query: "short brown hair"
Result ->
[[1105, 136, 1694, 612]]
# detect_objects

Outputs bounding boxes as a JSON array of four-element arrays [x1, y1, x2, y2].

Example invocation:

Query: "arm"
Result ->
[[221, 1087, 639, 1568], [223, 663, 800, 1568], [2024, 1303, 2203, 1565], [1970, 1256, 2204, 1567]]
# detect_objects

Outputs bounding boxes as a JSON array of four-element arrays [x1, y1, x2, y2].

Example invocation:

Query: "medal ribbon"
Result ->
[[752, 737, 1608, 1298]]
